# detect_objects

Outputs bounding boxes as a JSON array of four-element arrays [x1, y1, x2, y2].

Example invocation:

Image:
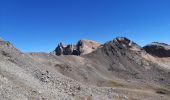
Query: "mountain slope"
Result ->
[[84, 37, 170, 94], [0, 38, 170, 100], [143, 42, 170, 71]]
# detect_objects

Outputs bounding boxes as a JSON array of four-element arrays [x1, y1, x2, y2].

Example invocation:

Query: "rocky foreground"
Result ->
[[0, 37, 170, 100]]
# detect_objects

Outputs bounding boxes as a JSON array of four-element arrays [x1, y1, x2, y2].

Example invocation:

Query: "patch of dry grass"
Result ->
[[108, 80, 124, 87]]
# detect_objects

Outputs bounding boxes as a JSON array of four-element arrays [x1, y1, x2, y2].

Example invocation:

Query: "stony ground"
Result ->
[[0, 38, 170, 100]]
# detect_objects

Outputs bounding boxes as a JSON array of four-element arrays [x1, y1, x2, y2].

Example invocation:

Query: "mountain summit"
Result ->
[[53, 39, 101, 56]]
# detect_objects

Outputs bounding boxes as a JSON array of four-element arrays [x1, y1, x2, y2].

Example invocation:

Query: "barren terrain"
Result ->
[[0, 37, 170, 100]]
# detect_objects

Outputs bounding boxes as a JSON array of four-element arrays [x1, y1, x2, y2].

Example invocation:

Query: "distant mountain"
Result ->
[[0, 37, 170, 100], [52, 39, 101, 55], [144, 42, 170, 57]]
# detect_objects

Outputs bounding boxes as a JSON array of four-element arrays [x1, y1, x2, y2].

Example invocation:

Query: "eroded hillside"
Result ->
[[0, 37, 170, 100]]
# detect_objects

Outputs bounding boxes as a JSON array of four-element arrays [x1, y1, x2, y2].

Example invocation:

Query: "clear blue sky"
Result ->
[[1, 0, 170, 52]]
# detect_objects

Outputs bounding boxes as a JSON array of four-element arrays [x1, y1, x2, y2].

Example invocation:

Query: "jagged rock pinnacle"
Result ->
[[53, 39, 101, 56]]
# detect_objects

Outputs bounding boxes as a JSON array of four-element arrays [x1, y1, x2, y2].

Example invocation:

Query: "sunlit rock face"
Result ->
[[113, 37, 142, 50], [53, 40, 101, 56]]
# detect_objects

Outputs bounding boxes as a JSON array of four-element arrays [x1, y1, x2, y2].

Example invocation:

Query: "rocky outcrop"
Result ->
[[54, 43, 80, 56], [53, 40, 101, 56], [113, 37, 142, 51], [143, 42, 170, 57], [54, 42, 78, 55]]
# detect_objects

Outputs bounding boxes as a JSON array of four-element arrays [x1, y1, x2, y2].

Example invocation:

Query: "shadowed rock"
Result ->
[[143, 42, 170, 57]]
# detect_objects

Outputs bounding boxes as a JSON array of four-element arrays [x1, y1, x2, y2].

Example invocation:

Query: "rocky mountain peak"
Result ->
[[0, 39, 13, 48], [59, 42, 65, 48], [53, 39, 101, 56], [114, 37, 131, 44], [143, 42, 170, 57], [113, 37, 142, 51]]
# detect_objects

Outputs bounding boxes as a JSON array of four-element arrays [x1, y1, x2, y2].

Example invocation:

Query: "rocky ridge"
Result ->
[[53, 40, 101, 56], [143, 42, 170, 57]]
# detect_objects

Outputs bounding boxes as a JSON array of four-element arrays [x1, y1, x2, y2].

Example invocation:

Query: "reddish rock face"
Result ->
[[54, 40, 101, 56]]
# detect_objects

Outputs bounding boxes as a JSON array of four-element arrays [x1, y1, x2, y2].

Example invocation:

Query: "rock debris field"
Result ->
[[0, 37, 170, 100]]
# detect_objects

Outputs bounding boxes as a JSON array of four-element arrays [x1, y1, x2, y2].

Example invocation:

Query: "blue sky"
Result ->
[[0, 0, 170, 52]]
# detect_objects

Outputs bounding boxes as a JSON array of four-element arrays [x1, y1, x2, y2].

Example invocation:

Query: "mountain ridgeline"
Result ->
[[0, 37, 170, 100]]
